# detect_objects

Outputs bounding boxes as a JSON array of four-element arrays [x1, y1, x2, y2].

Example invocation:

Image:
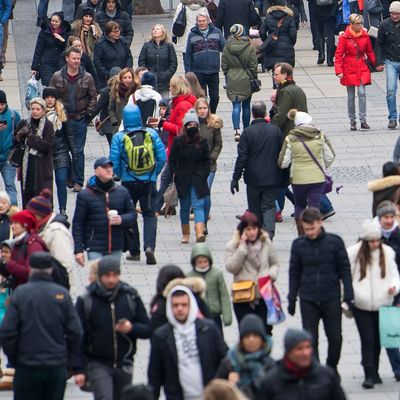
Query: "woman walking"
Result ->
[[335, 14, 376, 131]]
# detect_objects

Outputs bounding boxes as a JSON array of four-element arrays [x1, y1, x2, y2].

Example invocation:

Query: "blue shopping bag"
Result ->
[[379, 306, 400, 348]]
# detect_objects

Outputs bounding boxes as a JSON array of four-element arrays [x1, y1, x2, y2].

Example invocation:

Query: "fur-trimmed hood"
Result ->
[[207, 114, 223, 129], [162, 276, 207, 298], [368, 175, 400, 192], [266, 5, 294, 16], [229, 229, 270, 247]]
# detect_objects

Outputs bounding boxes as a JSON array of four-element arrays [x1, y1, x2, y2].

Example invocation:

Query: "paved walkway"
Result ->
[[2, 0, 400, 399]]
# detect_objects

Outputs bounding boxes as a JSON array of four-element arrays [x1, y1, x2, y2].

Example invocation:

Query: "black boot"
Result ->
[[317, 38, 325, 65], [327, 45, 335, 67], [362, 368, 375, 389]]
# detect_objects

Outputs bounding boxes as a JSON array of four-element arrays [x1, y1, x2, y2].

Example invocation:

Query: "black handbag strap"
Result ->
[[237, 52, 254, 81], [296, 135, 327, 178]]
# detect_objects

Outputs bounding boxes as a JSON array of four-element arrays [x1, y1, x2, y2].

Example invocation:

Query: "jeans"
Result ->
[[70, 118, 88, 186], [61, 0, 76, 22], [386, 348, 400, 377], [204, 172, 215, 221], [347, 85, 366, 123], [54, 167, 68, 212], [37, 0, 49, 19], [180, 186, 205, 225], [123, 181, 157, 251], [14, 366, 67, 400], [277, 187, 295, 211], [246, 184, 281, 239], [385, 60, 400, 121], [196, 72, 220, 114], [155, 163, 172, 212], [234, 300, 272, 336], [320, 194, 334, 214], [300, 298, 342, 369], [87, 250, 122, 262], [292, 182, 326, 218], [0, 160, 17, 206], [232, 97, 251, 130]]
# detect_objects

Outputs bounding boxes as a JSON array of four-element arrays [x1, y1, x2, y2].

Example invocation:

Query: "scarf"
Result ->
[[95, 176, 114, 192], [118, 84, 129, 100], [46, 107, 63, 132], [272, 77, 295, 114], [51, 26, 63, 36], [94, 280, 121, 302], [80, 24, 91, 54], [246, 238, 263, 267], [106, 9, 117, 18], [35, 213, 53, 233], [349, 26, 363, 38], [283, 355, 311, 379]]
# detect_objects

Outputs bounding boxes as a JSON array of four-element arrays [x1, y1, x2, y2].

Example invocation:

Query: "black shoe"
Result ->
[[36, 17, 42, 27], [145, 247, 157, 265], [317, 55, 325, 65], [126, 253, 140, 261], [322, 210, 336, 220], [395, 374, 400, 381], [350, 122, 357, 131], [374, 375, 383, 384], [362, 377, 375, 389], [389, 120, 398, 129], [361, 122, 370, 130], [327, 60, 334, 67]]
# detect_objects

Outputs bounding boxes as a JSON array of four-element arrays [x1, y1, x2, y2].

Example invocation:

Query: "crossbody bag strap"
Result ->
[[350, 37, 367, 61], [296, 135, 327, 178], [237, 54, 253, 81]]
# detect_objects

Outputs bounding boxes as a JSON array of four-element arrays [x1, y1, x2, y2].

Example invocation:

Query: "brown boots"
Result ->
[[295, 218, 304, 236], [195, 223, 206, 243], [181, 224, 190, 244]]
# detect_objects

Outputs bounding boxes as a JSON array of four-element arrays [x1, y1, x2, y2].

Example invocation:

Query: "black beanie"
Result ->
[[0, 90, 7, 104], [284, 329, 313, 354], [239, 314, 266, 339], [98, 255, 121, 276], [82, 7, 95, 18], [141, 72, 157, 88], [29, 251, 55, 270], [42, 87, 58, 100]]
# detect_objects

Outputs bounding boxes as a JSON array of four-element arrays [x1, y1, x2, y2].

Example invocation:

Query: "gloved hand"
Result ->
[[230, 180, 239, 195], [287, 301, 296, 316]]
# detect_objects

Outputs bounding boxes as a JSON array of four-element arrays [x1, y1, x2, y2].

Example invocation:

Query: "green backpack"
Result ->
[[123, 129, 155, 175]]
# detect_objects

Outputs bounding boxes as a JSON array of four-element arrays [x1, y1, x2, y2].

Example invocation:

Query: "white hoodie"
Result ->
[[166, 285, 203, 400]]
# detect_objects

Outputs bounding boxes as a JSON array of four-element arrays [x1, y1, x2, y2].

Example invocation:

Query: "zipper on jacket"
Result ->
[[105, 192, 111, 253], [110, 302, 118, 368], [315, 245, 320, 303]]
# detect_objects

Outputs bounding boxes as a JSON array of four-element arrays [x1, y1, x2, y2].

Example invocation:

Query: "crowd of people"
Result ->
[[0, 0, 400, 399]]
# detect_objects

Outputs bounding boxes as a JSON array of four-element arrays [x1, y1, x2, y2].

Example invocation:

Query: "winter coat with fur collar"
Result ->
[[368, 175, 400, 217]]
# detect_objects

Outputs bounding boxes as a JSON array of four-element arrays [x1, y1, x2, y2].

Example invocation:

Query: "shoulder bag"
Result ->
[[237, 54, 261, 93], [350, 37, 376, 72], [172, 5, 186, 38], [258, 15, 286, 54], [232, 281, 256, 303], [8, 141, 26, 167]]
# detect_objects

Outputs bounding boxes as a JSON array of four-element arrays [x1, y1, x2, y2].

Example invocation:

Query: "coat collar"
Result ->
[[368, 175, 400, 192]]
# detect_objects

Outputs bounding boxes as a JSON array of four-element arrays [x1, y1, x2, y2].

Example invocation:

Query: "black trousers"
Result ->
[[234, 300, 273, 335], [308, 0, 319, 49], [300, 298, 342, 369], [195, 72, 220, 114], [317, 17, 336, 62]]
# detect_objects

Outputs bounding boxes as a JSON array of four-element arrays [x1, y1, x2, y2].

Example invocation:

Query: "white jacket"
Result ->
[[347, 242, 400, 311]]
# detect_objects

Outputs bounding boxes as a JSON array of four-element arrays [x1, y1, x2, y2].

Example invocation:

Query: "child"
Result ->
[[187, 243, 232, 334], [158, 98, 170, 147]]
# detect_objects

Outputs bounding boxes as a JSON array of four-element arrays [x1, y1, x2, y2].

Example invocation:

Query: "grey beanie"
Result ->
[[359, 219, 382, 241], [377, 200, 397, 218], [98, 255, 121, 276], [183, 109, 199, 126], [109, 67, 122, 78], [284, 328, 313, 354], [389, 1, 400, 13]]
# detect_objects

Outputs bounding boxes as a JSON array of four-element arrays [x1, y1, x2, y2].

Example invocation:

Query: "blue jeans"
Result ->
[[385, 60, 400, 121], [87, 250, 122, 262], [0, 160, 17, 206], [180, 186, 205, 225], [70, 118, 88, 186], [54, 167, 68, 212], [232, 97, 251, 130], [204, 172, 215, 220], [386, 348, 400, 377], [37, 0, 49, 18], [320, 195, 334, 214], [155, 163, 172, 212]]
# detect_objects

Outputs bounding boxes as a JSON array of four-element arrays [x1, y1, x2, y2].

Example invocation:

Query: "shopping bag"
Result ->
[[258, 275, 286, 325], [25, 75, 40, 110], [379, 306, 400, 348], [163, 182, 178, 218]]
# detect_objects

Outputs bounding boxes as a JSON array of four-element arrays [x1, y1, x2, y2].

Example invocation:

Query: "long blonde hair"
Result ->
[[110, 67, 138, 103], [54, 100, 67, 122]]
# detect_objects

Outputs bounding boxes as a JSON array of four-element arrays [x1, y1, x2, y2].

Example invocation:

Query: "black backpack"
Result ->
[[137, 98, 157, 126], [172, 5, 187, 37], [51, 257, 70, 290]]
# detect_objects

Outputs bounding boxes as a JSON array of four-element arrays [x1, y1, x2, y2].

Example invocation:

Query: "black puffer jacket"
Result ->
[[31, 19, 71, 86], [95, 0, 133, 45], [75, 281, 149, 369], [260, 6, 297, 70], [288, 228, 354, 304], [72, 175, 136, 254], [52, 121, 78, 170], [138, 40, 178, 92], [93, 35, 133, 89]]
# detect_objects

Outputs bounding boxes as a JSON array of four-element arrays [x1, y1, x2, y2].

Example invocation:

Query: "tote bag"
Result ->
[[379, 306, 400, 348], [258, 275, 286, 325]]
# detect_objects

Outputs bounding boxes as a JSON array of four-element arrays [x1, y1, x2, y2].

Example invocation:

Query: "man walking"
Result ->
[[230, 101, 283, 239], [185, 10, 225, 114], [287, 208, 354, 376], [0, 252, 83, 400], [50, 46, 97, 193]]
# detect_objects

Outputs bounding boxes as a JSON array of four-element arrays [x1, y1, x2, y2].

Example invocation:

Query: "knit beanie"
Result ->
[[239, 314, 266, 339], [287, 109, 313, 126], [109, 67, 122, 78], [141, 72, 157, 88], [389, 1, 400, 13], [183, 109, 199, 126], [82, 7, 95, 18], [0, 90, 7, 104], [230, 24, 245, 38], [30, 97, 46, 110], [26, 188, 53, 218], [51, 11, 65, 21], [11, 210, 37, 233], [98, 255, 121, 276], [30, 251, 54, 270], [42, 87, 58, 100], [377, 200, 397, 218], [284, 328, 312, 354], [360, 219, 382, 241]]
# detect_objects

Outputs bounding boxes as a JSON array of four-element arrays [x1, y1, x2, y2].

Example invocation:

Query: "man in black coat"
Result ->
[[287, 208, 354, 376], [75, 255, 150, 399], [231, 101, 283, 239], [0, 252, 83, 400], [148, 285, 227, 400]]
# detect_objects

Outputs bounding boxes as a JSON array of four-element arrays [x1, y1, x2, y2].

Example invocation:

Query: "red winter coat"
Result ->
[[162, 94, 197, 158], [334, 27, 376, 87]]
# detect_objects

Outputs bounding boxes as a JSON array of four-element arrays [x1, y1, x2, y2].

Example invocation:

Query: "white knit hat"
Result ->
[[360, 219, 382, 241], [389, 1, 400, 13], [287, 109, 313, 126]]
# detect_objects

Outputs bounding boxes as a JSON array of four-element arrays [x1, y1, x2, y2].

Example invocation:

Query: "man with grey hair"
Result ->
[[185, 9, 225, 113]]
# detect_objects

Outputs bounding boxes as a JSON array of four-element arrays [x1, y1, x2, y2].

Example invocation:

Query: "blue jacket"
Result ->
[[0, 107, 21, 163], [0, 0, 11, 24], [184, 24, 225, 74], [110, 105, 166, 183]]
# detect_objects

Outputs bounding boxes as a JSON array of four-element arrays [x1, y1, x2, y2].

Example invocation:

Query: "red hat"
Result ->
[[11, 210, 37, 233]]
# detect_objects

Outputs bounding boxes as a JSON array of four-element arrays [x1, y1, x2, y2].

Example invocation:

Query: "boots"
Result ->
[[195, 223, 206, 242], [295, 218, 304, 236], [327, 44, 335, 67], [362, 367, 375, 389], [317, 38, 325, 65], [181, 224, 190, 244]]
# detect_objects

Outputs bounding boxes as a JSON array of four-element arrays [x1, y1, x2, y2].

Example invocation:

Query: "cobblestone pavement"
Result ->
[[2, 0, 400, 399]]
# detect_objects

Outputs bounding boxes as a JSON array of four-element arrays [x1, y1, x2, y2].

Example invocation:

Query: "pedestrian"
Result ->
[[138, 24, 178, 98], [0, 0, 11, 82], [148, 285, 227, 400], [216, 314, 274, 399], [0, 89, 21, 206], [110, 104, 166, 264], [31, 11, 71, 86], [75, 0, 101, 19], [0, 191, 18, 243], [93, 21, 133, 90], [315, 0, 337, 66], [231, 101, 283, 239], [204, 379, 249, 400], [335, 14, 376, 131], [50, 46, 97, 193], [36, 0, 49, 26], [187, 243, 232, 333], [347, 219, 400, 388], [169, 109, 211, 243], [185, 10, 225, 114], [186, 72, 206, 99], [288, 0, 307, 29], [225, 211, 280, 335], [221, 24, 258, 142], [254, 328, 347, 399], [0, 252, 83, 400], [72, 157, 136, 264], [375, 1, 400, 128], [13, 98, 54, 207], [75, 255, 150, 399], [42, 86, 78, 215], [278, 109, 335, 234], [306, 0, 319, 49], [287, 207, 354, 376]]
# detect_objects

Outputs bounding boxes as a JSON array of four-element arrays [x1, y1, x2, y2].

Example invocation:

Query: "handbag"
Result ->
[[350, 38, 377, 73], [379, 306, 400, 348], [297, 136, 333, 194], [258, 16, 286, 54], [172, 5, 186, 38], [232, 281, 256, 303], [25, 75, 40, 110], [258, 276, 286, 325], [163, 181, 179, 218], [94, 115, 110, 132], [8, 141, 26, 168], [237, 55, 261, 93]]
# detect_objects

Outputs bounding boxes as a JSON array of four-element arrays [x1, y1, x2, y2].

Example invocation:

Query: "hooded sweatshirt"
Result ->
[[166, 285, 203, 400]]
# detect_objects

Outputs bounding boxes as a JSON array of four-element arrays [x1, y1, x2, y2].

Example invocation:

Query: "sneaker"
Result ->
[[126, 253, 140, 261], [73, 183, 82, 192], [322, 210, 336, 220], [145, 247, 157, 265], [360, 122, 370, 130], [234, 130, 241, 142], [388, 120, 397, 129], [350, 122, 357, 131], [275, 211, 283, 222]]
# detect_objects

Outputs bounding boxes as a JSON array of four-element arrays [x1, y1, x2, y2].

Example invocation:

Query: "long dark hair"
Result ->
[[356, 240, 386, 281]]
